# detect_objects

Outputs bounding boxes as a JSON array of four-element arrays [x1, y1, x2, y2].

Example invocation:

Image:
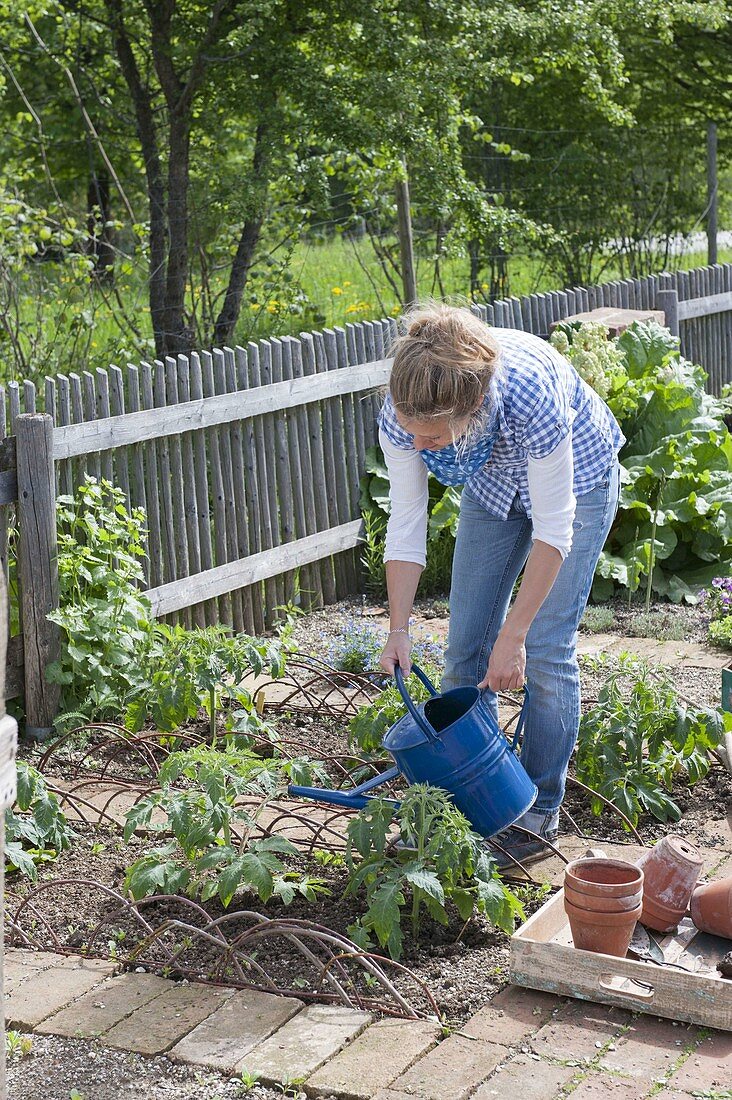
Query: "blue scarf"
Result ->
[[419, 423, 499, 486]]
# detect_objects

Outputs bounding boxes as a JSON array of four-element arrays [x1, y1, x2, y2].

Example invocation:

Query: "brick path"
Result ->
[[5, 947, 731, 1098]]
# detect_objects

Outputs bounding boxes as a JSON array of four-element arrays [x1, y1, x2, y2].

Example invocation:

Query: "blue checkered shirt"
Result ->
[[378, 327, 624, 518]]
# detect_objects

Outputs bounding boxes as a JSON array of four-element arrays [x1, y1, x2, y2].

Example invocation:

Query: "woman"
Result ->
[[378, 302, 623, 867]]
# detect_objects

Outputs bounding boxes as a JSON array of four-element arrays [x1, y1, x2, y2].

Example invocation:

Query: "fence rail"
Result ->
[[2, 262, 732, 735]]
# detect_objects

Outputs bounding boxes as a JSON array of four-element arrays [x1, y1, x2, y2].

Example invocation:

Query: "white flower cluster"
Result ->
[[551, 322, 626, 400]]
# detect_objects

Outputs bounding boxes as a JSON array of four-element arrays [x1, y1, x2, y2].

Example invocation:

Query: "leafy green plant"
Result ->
[[580, 605, 615, 633], [360, 445, 458, 598], [124, 745, 328, 906], [576, 657, 730, 825], [47, 478, 154, 724], [700, 577, 732, 621], [594, 322, 732, 603], [5, 762, 74, 879], [624, 610, 686, 641], [344, 784, 523, 959], [708, 616, 732, 651], [349, 662, 443, 754], [125, 624, 288, 740], [5, 1030, 33, 1059]]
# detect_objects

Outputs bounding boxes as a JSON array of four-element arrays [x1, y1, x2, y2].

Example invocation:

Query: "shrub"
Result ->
[[324, 620, 384, 675], [700, 576, 732, 621]]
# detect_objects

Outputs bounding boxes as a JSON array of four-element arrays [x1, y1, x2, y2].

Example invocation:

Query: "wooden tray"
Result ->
[[510, 889, 732, 1030]]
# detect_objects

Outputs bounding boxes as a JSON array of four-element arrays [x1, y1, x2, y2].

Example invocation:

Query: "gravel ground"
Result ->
[[6, 1034, 288, 1099]]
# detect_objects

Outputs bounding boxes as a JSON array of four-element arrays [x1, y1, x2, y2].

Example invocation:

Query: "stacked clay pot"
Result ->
[[690, 877, 732, 939], [636, 835, 704, 933], [564, 857, 643, 957]]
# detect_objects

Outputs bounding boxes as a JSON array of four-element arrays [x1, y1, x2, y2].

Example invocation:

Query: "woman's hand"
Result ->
[[379, 630, 412, 676], [478, 627, 526, 691]]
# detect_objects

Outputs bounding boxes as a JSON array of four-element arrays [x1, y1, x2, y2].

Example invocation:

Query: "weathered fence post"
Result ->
[[0, 565, 19, 1095], [16, 414, 60, 739], [656, 284, 680, 339]]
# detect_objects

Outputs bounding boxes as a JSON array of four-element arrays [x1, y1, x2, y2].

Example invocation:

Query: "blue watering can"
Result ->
[[288, 664, 538, 837]]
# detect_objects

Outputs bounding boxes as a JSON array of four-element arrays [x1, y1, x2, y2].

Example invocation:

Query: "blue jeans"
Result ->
[[442, 461, 620, 816]]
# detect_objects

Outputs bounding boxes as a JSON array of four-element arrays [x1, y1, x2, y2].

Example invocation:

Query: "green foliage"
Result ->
[[349, 663, 443, 755], [580, 606, 616, 633], [5, 762, 74, 879], [625, 611, 686, 641], [124, 745, 328, 907], [125, 624, 288, 741], [576, 657, 729, 825], [5, 1030, 33, 1060], [360, 445, 457, 598], [708, 616, 732, 651], [47, 478, 153, 724], [344, 784, 523, 960]]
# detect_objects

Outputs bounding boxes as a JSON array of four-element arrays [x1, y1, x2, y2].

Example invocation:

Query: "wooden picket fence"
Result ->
[[1, 262, 732, 735]]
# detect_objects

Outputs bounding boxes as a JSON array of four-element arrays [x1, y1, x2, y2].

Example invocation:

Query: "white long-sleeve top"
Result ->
[[381, 426, 577, 566]]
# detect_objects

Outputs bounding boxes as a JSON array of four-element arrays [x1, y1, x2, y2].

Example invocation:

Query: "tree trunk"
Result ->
[[86, 169, 115, 284], [213, 123, 270, 347], [163, 112, 193, 355]]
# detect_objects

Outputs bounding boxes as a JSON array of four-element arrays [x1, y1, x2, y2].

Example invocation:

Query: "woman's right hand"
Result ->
[[379, 631, 412, 677]]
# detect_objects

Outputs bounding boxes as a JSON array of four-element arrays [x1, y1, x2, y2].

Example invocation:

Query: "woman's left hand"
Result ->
[[478, 628, 526, 692]]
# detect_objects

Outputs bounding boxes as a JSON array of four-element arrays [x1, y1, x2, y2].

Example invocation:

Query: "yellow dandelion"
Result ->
[[343, 280, 352, 287], [251, 303, 261, 311], [331, 286, 343, 295]]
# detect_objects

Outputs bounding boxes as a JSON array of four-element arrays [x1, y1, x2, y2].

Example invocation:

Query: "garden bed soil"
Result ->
[[9, 597, 732, 1029]]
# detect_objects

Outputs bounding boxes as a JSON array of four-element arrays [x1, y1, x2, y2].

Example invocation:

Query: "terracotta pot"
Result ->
[[564, 884, 643, 913], [690, 877, 732, 939], [636, 835, 703, 933], [564, 857, 644, 899], [564, 896, 641, 957]]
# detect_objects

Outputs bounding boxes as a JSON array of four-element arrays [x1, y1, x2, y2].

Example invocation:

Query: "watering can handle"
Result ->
[[394, 663, 440, 744], [510, 683, 530, 753]]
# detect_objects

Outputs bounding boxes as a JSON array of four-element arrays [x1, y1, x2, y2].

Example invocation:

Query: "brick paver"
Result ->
[[471, 1053, 577, 1099], [5, 955, 116, 1028], [598, 1016, 695, 1084], [239, 1004, 372, 1084], [389, 1035, 506, 1100], [103, 981, 235, 1054], [665, 1029, 732, 1093], [4, 949, 70, 993], [567, 1072, 651, 1098], [306, 1018, 442, 1099], [169, 988, 303, 1072], [36, 972, 171, 1038], [529, 1000, 629, 1062], [461, 986, 560, 1046]]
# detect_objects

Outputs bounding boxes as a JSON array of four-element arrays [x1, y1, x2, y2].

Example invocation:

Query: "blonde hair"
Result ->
[[389, 301, 499, 434]]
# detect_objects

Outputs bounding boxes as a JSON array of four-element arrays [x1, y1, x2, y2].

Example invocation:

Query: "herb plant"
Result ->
[[47, 478, 153, 724], [344, 784, 523, 959], [5, 762, 74, 879], [124, 745, 328, 906], [576, 657, 729, 825]]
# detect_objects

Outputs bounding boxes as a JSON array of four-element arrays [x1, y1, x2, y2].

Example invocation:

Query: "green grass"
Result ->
[[5, 235, 730, 388]]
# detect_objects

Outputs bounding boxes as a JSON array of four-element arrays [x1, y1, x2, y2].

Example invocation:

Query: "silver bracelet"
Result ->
[[389, 628, 411, 637]]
